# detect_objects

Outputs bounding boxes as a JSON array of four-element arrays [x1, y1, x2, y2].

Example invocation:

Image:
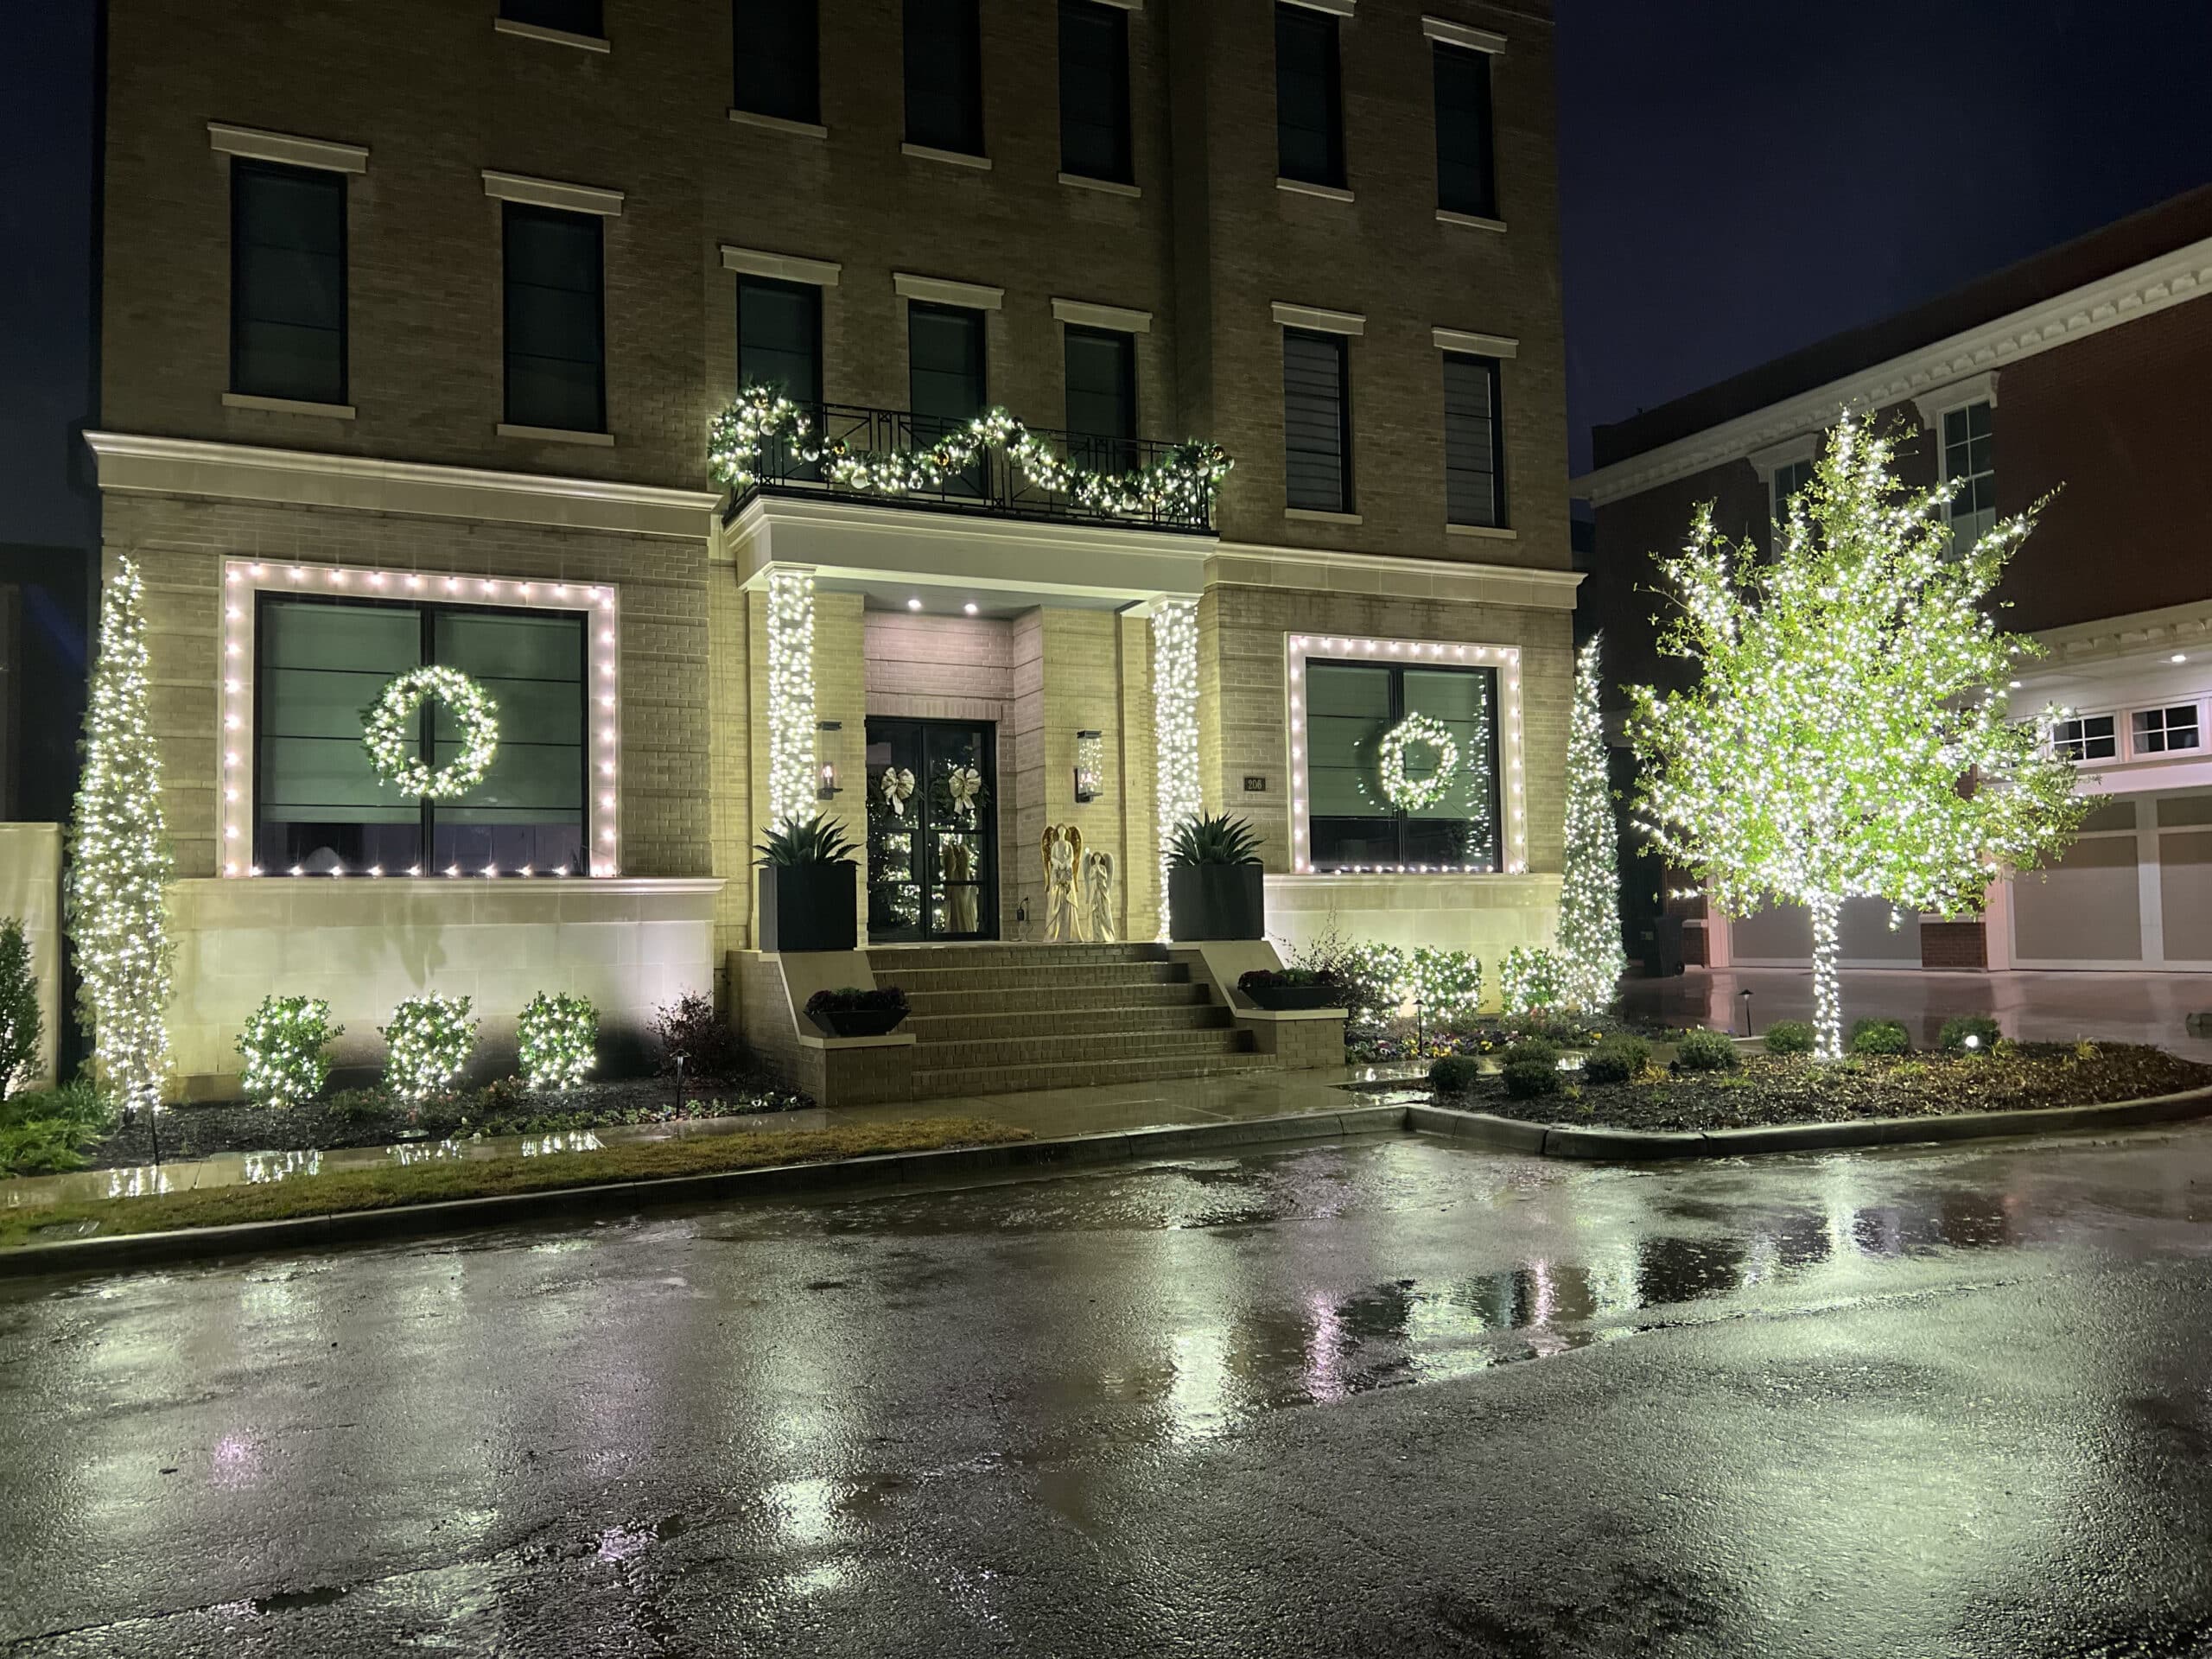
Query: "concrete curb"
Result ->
[[1409, 1084, 2212, 1161], [0, 1105, 1408, 1280]]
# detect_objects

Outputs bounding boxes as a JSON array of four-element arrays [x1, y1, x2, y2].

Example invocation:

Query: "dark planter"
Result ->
[[1168, 863, 1265, 942], [758, 862, 858, 953], [808, 1005, 908, 1039], [1243, 982, 1343, 1012]]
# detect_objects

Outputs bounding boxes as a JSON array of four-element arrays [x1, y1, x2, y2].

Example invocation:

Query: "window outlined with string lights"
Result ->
[[219, 558, 621, 877], [1285, 632, 1528, 875]]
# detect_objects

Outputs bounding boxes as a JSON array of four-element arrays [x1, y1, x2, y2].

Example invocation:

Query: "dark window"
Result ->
[[231, 160, 346, 405], [255, 597, 587, 875], [1442, 353, 1505, 528], [734, 0, 819, 125], [739, 275, 823, 479], [905, 0, 984, 156], [1433, 42, 1496, 218], [1304, 659, 1501, 872], [503, 204, 605, 433], [2051, 714, 2117, 763], [910, 302, 987, 493], [1283, 327, 1351, 512], [1275, 3, 1344, 188], [1770, 456, 1815, 525], [500, 0, 603, 36], [1064, 325, 1136, 474], [1058, 0, 1132, 183]]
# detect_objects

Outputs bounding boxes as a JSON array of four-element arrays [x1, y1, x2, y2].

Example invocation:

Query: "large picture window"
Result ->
[[254, 595, 588, 875], [1301, 658, 1501, 872]]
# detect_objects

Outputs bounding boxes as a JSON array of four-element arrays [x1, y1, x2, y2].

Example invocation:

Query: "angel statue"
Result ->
[[1080, 848, 1116, 944], [1041, 823, 1084, 942]]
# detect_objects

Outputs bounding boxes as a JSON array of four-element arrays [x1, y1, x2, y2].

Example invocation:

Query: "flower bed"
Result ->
[[1348, 1013, 1656, 1065], [1430, 1042, 2212, 1133]]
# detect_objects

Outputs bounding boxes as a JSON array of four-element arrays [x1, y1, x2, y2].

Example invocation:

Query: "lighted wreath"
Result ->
[[1376, 714, 1460, 811], [362, 666, 499, 799]]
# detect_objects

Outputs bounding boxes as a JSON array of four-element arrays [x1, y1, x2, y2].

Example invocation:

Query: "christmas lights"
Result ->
[[1554, 636, 1627, 1010], [64, 555, 175, 1114], [1151, 599, 1202, 938], [516, 991, 597, 1091], [380, 992, 478, 1101], [1627, 416, 2088, 1059], [1497, 945, 1565, 1016], [234, 995, 341, 1109], [1376, 713, 1460, 810], [361, 666, 499, 798], [709, 385, 1233, 524], [766, 568, 818, 830]]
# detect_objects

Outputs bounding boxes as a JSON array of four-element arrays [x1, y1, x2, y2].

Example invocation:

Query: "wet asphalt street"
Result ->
[[5, 1128, 2212, 1657]]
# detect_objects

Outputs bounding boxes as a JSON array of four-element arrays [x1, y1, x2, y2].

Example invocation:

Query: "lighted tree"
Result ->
[[1555, 635, 1626, 1009], [1628, 417, 2085, 1058], [64, 555, 175, 1111]]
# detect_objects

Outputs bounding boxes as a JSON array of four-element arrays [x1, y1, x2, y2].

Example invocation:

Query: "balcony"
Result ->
[[712, 395, 1228, 536]]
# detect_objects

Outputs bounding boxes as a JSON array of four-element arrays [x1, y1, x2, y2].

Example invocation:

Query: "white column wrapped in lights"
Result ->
[[219, 559, 622, 876], [1150, 598, 1202, 937], [766, 567, 819, 830], [1284, 632, 1529, 875]]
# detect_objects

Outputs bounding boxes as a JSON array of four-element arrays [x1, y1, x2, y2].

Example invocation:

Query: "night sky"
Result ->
[[6, 3, 2212, 537]]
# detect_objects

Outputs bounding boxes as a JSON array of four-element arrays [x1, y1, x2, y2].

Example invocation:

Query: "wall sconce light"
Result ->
[[817, 720, 842, 798], [1073, 731, 1105, 803]]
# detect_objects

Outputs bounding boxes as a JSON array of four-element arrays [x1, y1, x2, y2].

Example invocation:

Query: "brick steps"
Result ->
[[901, 982, 1215, 1020], [911, 1050, 1278, 1099], [871, 943, 1170, 969], [906, 1002, 1235, 1042], [913, 1027, 1250, 1071], [880, 962, 1191, 994]]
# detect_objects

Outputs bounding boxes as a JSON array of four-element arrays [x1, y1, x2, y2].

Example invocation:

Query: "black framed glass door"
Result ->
[[865, 717, 997, 942]]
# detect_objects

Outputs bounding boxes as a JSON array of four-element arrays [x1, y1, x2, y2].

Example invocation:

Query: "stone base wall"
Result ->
[[1266, 873, 1562, 971]]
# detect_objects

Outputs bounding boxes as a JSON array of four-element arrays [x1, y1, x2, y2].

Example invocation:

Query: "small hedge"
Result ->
[[1675, 1028, 1739, 1071], [1502, 1058, 1560, 1099], [1850, 1017, 1911, 1057], [1583, 1035, 1651, 1085], [1502, 1037, 1560, 1070], [1427, 1053, 1483, 1095], [1763, 1020, 1815, 1056], [1939, 1014, 2003, 1053], [235, 995, 342, 1109], [1238, 967, 1341, 991]]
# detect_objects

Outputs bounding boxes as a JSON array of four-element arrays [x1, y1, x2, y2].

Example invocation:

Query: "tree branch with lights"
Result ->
[[1627, 417, 2087, 1058], [1555, 635, 1627, 1010]]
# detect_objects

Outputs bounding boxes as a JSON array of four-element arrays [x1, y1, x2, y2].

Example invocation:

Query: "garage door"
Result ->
[[2010, 791, 2212, 969], [1730, 897, 1923, 967]]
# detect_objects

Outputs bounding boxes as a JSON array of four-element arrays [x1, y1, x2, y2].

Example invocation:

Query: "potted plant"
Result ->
[[804, 986, 911, 1038], [755, 816, 860, 954], [1236, 967, 1344, 1012], [1166, 812, 1265, 941]]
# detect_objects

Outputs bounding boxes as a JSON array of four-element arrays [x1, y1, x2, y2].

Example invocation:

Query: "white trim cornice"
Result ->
[[1052, 298, 1153, 334], [721, 245, 842, 287], [1211, 540, 1583, 610], [83, 431, 716, 540], [1422, 16, 1506, 52], [1576, 233, 2212, 505], [1433, 326, 1518, 358], [480, 170, 625, 215], [1909, 367, 1999, 430], [894, 272, 1005, 310], [207, 122, 368, 174], [1272, 302, 1365, 336]]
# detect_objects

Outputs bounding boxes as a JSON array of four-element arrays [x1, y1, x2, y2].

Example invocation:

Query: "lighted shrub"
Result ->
[[1502, 1058, 1560, 1099], [1849, 1018, 1910, 1057], [1409, 946, 1484, 1015], [381, 993, 478, 1101], [1675, 1028, 1740, 1071], [1582, 1035, 1651, 1084], [0, 917, 41, 1100], [1939, 1014, 2003, 1054], [1427, 1054, 1483, 1095], [1497, 945, 1566, 1016], [1763, 1020, 1815, 1056], [234, 995, 342, 1109], [517, 992, 598, 1092]]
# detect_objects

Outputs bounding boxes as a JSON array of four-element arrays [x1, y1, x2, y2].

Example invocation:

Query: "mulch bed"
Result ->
[[93, 1075, 808, 1170], [1446, 1044, 2212, 1134]]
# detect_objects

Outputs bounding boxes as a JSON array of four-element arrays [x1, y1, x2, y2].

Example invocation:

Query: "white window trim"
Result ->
[[1273, 302, 1364, 336], [1746, 431, 1820, 490], [1909, 368, 1999, 432], [1285, 631, 1529, 876], [1052, 298, 1152, 334], [1277, 177, 1355, 204], [901, 143, 993, 171], [222, 392, 357, 420], [1432, 327, 1517, 359], [497, 423, 616, 447], [894, 272, 1005, 311], [493, 16, 610, 52], [721, 245, 842, 288], [1281, 0, 1355, 14], [2052, 710, 2120, 766], [207, 122, 368, 175], [1059, 171, 1141, 198], [217, 558, 623, 879], [2126, 699, 2208, 761], [1436, 209, 1507, 233], [728, 108, 830, 140], [1422, 16, 1505, 52], [481, 170, 625, 216]]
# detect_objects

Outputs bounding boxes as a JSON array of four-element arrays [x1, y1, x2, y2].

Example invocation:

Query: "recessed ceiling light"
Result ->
[[2007, 679, 2022, 689], [2171, 652, 2188, 664], [906, 597, 923, 612], [963, 601, 979, 616]]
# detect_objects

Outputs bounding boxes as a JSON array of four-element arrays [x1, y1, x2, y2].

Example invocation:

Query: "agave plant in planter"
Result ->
[[804, 985, 911, 1039], [755, 815, 861, 954], [1166, 812, 1266, 942]]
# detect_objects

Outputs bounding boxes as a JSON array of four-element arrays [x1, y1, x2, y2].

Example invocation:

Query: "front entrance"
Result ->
[[865, 717, 998, 943]]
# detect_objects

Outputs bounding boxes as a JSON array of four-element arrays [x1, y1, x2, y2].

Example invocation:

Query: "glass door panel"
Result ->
[[867, 716, 996, 943]]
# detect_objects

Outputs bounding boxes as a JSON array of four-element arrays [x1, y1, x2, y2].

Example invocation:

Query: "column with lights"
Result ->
[[766, 568, 818, 830], [1150, 599, 1201, 938]]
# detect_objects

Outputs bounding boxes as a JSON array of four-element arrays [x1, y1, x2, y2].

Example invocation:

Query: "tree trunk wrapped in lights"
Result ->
[[64, 555, 175, 1112], [1626, 417, 2086, 1059], [1555, 635, 1627, 1010]]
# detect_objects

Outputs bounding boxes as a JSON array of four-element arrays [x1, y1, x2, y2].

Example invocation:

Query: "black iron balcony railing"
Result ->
[[715, 400, 1225, 535]]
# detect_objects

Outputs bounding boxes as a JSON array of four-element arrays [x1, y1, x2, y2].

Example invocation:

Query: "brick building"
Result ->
[[1579, 186, 2212, 979], [86, 0, 1579, 1101]]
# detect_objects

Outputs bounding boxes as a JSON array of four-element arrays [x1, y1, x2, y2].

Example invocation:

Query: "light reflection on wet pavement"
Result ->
[[5, 1129, 2212, 1656]]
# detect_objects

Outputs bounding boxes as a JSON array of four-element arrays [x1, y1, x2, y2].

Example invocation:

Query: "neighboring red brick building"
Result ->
[[1578, 187, 2212, 978]]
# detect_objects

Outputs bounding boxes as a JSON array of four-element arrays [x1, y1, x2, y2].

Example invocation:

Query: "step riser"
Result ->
[[903, 984, 1215, 1018], [912, 1052, 1274, 1098], [879, 964, 1192, 993], [907, 1006, 1234, 1042], [869, 944, 1170, 969], [913, 1032, 1251, 1069]]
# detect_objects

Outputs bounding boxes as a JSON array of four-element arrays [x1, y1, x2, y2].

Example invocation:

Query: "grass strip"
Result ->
[[0, 1116, 1028, 1249]]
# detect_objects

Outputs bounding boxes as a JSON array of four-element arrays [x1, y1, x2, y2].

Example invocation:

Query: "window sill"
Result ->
[[1058, 170, 1140, 198], [1437, 209, 1507, 233], [1286, 507, 1362, 524], [497, 423, 615, 447], [493, 16, 610, 52], [1446, 522, 1516, 540], [903, 143, 992, 170], [728, 107, 828, 139], [224, 391, 356, 419], [1278, 176, 1354, 203]]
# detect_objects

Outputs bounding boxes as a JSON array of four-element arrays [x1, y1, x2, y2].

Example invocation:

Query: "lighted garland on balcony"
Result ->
[[361, 666, 499, 799], [708, 385, 1233, 522]]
